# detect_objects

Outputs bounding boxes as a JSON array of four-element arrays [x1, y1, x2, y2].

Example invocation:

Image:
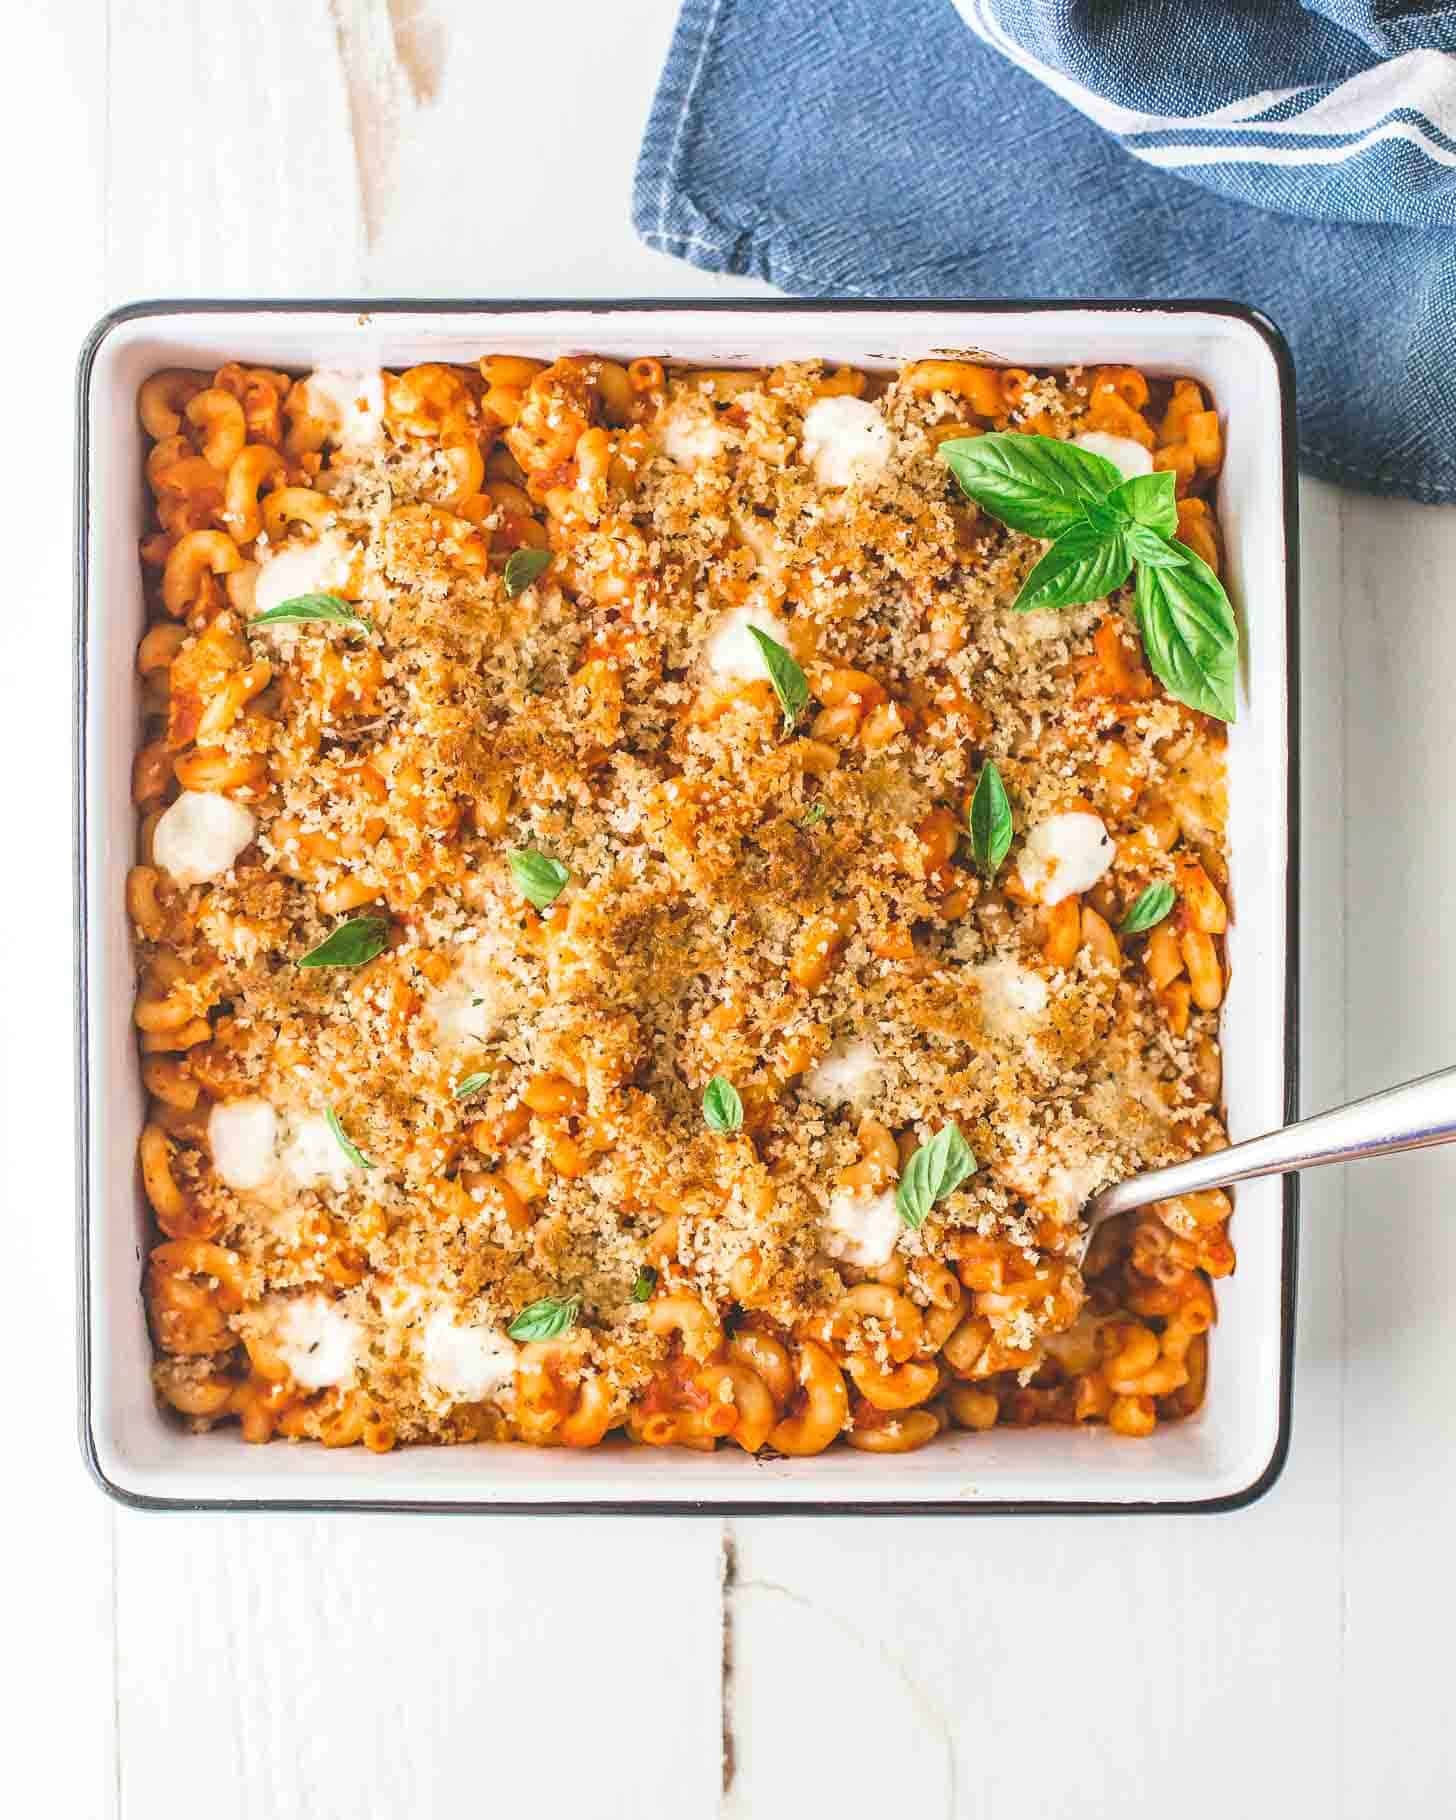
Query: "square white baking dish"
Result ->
[[77, 301, 1297, 1512]]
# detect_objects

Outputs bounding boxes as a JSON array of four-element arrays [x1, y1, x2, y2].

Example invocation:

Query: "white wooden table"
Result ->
[[6, 3, 1454, 1812]]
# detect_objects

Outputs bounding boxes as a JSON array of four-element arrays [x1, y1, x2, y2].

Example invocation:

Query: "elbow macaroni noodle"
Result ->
[[131, 353, 1233, 1456]]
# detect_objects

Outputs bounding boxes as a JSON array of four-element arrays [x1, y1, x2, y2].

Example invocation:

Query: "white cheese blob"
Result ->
[[153, 791, 257, 886], [280, 1113, 359, 1191], [426, 978, 497, 1052], [971, 959, 1050, 1042], [705, 603, 792, 682], [1073, 431, 1153, 481], [423, 935, 520, 1051], [273, 1295, 362, 1390], [660, 402, 729, 469], [1016, 812, 1114, 906], [801, 395, 893, 489], [208, 1098, 280, 1191], [251, 530, 354, 619], [822, 1186, 901, 1270], [422, 1309, 517, 1403], [377, 1278, 429, 1331], [803, 1040, 886, 1112], [301, 369, 385, 451]]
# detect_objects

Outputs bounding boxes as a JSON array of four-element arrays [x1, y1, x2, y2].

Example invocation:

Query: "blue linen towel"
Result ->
[[633, 0, 1456, 502]]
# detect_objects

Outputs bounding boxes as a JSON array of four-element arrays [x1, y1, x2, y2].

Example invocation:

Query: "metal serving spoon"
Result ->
[[1081, 1062, 1456, 1238]]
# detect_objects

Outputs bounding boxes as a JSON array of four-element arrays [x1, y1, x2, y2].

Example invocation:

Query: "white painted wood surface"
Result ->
[[4, 1, 1453, 1812]]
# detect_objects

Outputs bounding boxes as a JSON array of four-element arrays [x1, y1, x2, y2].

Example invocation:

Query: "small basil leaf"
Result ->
[[746, 626, 809, 734], [1013, 521, 1132, 613], [939, 432, 1122, 539], [1124, 523, 1190, 570], [503, 548, 552, 598], [895, 1124, 977, 1230], [631, 1267, 656, 1303], [507, 1294, 581, 1341], [967, 762, 1014, 880], [507, 847, 570, 909], [298, 914, 389, 969], [1119, 883, 1176, 934], [452, 1070, 493, 1100], [703, 1076, 744, 1134], [324, 1106, 373, 1170], [252, 592, 371, 629], [1106, 470, 1178, 538], [800, 803, 827, 829], [1134, 546, 1238, 722]]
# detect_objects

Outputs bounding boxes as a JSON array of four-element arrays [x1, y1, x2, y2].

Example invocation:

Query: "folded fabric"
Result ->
[[634, 0, 1456, 502]]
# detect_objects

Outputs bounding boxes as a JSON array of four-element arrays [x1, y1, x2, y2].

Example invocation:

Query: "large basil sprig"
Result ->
[[940, 433, 1237, 722]]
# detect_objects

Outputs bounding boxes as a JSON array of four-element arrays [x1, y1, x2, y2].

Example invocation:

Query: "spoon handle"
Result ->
[[1085, 1063, 1456, 1225]]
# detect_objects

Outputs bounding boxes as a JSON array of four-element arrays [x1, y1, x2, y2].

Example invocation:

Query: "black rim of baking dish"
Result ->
[[74, 297, 1300, 1516]]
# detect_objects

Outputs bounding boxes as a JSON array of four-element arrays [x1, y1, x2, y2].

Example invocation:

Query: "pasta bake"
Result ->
[[129, 350, 1234, 1457]]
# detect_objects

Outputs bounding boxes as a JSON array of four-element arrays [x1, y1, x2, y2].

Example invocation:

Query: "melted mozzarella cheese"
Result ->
[[273, 1295, 362, 1390], [377, 1278, 429, 1330], [301, 369, 384, 451], [705, 603, 792, 681], [422, 1309, 517, 1402], [206, 1101, 356, 1199], [423, 935, 520, 1051], [1016, 812, 1114, 906], [153, 791, 257, 886], [660, 401, 728, 468], [803, 1040, 886, 1112], [251, 531, 354, 619], [801, 395, 893, 489], [208, 1098, 280, 1191], [280, 1113, 358, 1191], [822, 1186, 901, 1270], [1073, 431, 1153, 481], [971, 959, 1050, 1042]]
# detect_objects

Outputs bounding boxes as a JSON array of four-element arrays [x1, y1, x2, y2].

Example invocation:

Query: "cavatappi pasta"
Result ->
[[131, 353, 1233, 1456]]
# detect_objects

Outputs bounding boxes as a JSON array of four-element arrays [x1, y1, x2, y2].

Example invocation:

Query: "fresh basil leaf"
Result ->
[[967, 761, 1014, 880], [507, 846, 570, 909], [939, 432, 1122, 539], [453, 1070, 493, 1100], [1134, 546, 1238, 722], [1106, 470, 1178, 538], [631, 1266, 656, 1303], [324, 1106, 373, 1170], [298, 914, 389, 969], [895, 1123, 977, 1230], [746, 626, 809, 734], [507, 1294, 581, 1342], [1119, 882, 1176, 934], [1013, 521, 1131, 614], [1124, 523, 1190, 569], [252, 592, 371, 629], [1080, 498, 1123, 539], [503, 548, 552, 598], [703, 1076, 744, 1134], [800, 803, 827, 829]]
